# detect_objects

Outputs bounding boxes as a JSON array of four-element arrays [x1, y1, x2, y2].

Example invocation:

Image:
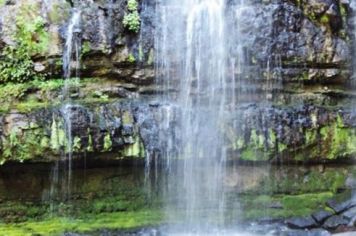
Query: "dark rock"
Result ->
[[307, 229, 331, 236], [122, 124, 134, 136], [327, 200, 356, 214], [342, 207, 356, 220], [323, 215, 349, 229], [312, 210, 334, 223], [282, 229, 331, 236], [269, 202, 283, 209], [345, 176, 356, 189], [286, 216, 318, 229]]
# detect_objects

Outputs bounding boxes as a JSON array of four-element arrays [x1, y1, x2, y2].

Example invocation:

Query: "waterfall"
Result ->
[[156, 0, 245, 232], [63, 10, 81, 81], [46, 9, 82, 212]]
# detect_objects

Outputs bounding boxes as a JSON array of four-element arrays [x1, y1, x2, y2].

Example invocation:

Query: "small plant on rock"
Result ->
[[0, 16, 48, 83], [123, 0, 141, 33]]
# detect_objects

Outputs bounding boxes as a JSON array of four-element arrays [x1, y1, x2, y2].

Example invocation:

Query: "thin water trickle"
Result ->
[[61, 9, 81, 190], [156, 0, 246, 232], [46, 9, 82, 213], [63, 10, 81, 81]]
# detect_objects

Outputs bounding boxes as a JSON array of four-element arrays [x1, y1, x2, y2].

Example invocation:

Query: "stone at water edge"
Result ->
[[342, 207, 356, 221], [322, 215, 349, 230], [312, 210, 334, 224], [326, 200, 356, 214], [286, 216, 318, 229], [282, 229, 331, 236], [332, 233, 356, 236]]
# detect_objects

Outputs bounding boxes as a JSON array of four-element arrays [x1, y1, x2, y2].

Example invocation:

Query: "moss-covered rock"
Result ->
[[0, 100, 156, 164], [228, 105, 356, 163]]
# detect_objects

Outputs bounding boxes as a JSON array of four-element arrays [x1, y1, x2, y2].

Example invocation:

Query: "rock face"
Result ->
[[0, 0, 350, 82], [0, 101, 164, 163], [0, 0, 355, 163], [286, 216, 318, 229], [0, 0, 155, 81]]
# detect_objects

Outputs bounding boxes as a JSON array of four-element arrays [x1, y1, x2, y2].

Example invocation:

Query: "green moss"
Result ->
[[81, 41, 91, 57], [238, 129, 273, 161], [320, 15, 329, 24], [320, 121, 356, 159], [103, 133, 112, 152], [122, 111, 133, 125], [0, 12, 49, 82], [336, 114, 344, 128], [73, 136, 82, 152], [127, 53, 136, 63], [33, 78, 65, 91], [250, 130, 264, 149], [240, 149, 256, 161], [87, 130, 94, 152], [235, 137, 244, 150], [268, 129, 276, 147], [50, 119, 66, 153], [47, 2, 70, 24], [281, 192, 333, 215], [0, 210, 163, 235], [0, 78, 105, 114], [1, 126, 51, 163], [122, 135, 145, 158], [305, 130, 317, 145], [15, 101, 49, 113], [241, 192, 334, 220]]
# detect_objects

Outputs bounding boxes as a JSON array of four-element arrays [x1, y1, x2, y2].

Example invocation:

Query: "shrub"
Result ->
[[123, 0, 140, 33], [0, 15, 48, 83]]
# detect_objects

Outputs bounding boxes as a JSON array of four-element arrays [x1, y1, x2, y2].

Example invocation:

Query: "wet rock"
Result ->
[[282, 228, 331, 236], [286, 216, 317, 229], [60, 104, 91, 137], [122, 124, 134, 136], [345, 176, 356, 189], [323, 215, 349, 229], [342, 207, 356, 220], [333, 233, 356, 236], [0, 0, 350, 82], [327, 200, 356, 214], [312, 210, 334, 223]]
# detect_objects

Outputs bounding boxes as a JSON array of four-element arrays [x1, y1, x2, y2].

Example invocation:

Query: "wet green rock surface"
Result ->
[[0, 163, 354, 234]]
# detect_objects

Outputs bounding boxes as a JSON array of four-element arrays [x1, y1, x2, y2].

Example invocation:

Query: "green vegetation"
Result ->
[[241, 192, 334, 220], [123, 0, 141, 33], [81, 41, 91, 57], [0, 78, 112, 113], [0, 10, 49, 83], [127, 53, 136, 63], [0, 169, 163, 235], [103, 133, 113, 152], [232, 112, 356, 162], [0, 210, 163, 236], [122, 135, 145, 158], [1, 127, 50, 164]]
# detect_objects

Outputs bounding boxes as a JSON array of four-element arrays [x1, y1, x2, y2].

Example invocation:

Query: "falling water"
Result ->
[[47, 10, 82, 211], [62, 9, 81, 187], [63, 10, 81, 81], [156, 0, 246, 232]]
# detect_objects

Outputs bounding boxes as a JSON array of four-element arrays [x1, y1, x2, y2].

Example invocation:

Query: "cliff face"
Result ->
[[0, 0, 355, 164]]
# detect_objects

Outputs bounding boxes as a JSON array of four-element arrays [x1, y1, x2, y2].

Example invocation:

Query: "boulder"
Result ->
[[323, 215, 349, 229], [312, 210, 334, 223], [327, 200, 356, 214], [286, 216, 318, 229]]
